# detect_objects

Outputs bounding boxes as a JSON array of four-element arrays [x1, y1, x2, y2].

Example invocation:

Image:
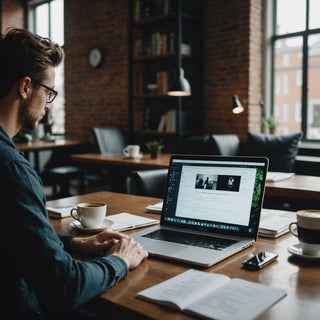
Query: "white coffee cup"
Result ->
[[70, 202, 107, 228], [123, 145, 140, 158], [289, 210, 320, 256]]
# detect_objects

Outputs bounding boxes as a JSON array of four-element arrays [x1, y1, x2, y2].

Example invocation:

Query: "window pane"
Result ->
[[273, 37, 303, 134], [51, 0, 64, 45], [307, 34, 320, 139], [309, 0, 320, 30], [35, 3, 49, 38], [276, 0, 306, 35]]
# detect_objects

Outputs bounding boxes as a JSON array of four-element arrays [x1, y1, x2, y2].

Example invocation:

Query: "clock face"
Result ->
[[88, 48, 103, 68]]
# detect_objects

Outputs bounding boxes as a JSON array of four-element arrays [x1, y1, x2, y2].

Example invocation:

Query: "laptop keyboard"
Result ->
[[143, 229, 238, 251]]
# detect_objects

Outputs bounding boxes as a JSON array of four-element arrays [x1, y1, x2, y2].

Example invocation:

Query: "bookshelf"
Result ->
[[128, 0, 203, 152]]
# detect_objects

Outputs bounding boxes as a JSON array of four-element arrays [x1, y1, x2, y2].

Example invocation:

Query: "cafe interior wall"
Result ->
[[1, 0, 263, 146]]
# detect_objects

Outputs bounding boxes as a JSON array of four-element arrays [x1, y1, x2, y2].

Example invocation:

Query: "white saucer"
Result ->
[[70, 218, 114, 233], [288, 243, 320, 261], [124, 153, 143, 159]]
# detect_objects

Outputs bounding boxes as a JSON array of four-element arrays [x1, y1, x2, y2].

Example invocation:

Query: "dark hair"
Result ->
[[0, 28, 64, 98]]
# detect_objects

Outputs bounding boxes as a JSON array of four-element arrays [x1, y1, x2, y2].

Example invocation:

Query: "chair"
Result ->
[[180, 135, 213, 154], [91, 127, 126, 155], [80, 127, 127, 192], [126, 169, 168, 198], [211, 134, 240, 156], [41, 149, 81, 199]]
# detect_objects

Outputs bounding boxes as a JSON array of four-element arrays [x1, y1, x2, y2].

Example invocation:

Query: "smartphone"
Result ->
[[242, 252, 278, 270]]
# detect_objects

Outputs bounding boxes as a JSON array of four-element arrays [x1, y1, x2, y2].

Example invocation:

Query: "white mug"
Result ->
[[123, 145, 140, 158], [70, 202, 107, 228], [289, 210, 320, 256]]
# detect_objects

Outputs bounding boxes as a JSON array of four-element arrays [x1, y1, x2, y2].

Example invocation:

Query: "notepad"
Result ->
[[137, 269, 286, 320], [266, 172, 294, 182], [47, 206, 75, 218], [259, 208, 296, 238], [107, 212, 159, 232]]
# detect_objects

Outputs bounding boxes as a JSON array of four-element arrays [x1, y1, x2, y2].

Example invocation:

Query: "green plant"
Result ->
[[145, 139, 165, 152], [261, 115, 278, 131]]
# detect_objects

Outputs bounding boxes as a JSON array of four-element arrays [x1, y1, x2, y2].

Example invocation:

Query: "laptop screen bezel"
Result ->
[[160, 154, 269, 240]]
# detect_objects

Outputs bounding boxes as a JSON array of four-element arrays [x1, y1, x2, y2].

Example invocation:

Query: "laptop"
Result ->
[[131, 155, 269, 267]]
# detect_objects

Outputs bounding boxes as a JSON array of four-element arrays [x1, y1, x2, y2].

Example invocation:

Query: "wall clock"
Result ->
[[88, 48, 103, 68]]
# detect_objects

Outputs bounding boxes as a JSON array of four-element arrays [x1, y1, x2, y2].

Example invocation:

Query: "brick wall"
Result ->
[[203, 0, 263, 143], [1, 0, 263, 144], [0, 0, 25, 33], [64, 0, 129, 140]]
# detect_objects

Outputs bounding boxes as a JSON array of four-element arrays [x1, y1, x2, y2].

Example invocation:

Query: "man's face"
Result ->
[[20, 66, 55, 131]]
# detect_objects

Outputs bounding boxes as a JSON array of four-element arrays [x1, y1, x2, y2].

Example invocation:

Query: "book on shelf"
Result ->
[[134, 0, 176, 21], [137, 269, 286, 320], [156, 109, 176, 133]]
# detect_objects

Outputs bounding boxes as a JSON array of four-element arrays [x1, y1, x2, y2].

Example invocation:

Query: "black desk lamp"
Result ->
[[232, 94, 264, 114]]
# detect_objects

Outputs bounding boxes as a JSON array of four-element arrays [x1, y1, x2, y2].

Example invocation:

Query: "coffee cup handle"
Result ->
[[70, 208, 80, 221], [123, 148, 129, 157], [289, 222, 298, 238]]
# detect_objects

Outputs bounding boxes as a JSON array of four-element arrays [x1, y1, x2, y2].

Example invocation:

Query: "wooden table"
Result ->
[[71, 152, 171, 169], [16, 139, 89, 172], [48, 191, 320, 320], [71, 153, 320, 202]]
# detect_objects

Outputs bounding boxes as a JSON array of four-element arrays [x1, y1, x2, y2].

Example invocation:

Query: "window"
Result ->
[[269, 0, 320, 141], [28, 0, 65, 134]]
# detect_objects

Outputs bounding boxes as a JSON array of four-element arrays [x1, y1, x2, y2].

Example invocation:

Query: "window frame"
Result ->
[[27, 0, 65, 135], [269, 0, 320, 142]]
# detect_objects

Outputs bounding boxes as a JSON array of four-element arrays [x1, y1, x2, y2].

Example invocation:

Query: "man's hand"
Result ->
[[107, 237, 149, 270], [70, 229, 129, 256]]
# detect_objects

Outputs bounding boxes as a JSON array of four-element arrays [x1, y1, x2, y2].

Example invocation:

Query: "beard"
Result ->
[[19, 103, 43, 131]]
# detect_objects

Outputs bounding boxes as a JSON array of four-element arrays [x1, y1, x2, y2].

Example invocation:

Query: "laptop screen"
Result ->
[[161, 155, 268, 239]]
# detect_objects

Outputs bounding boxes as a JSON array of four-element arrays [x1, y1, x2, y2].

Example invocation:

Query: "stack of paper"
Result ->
[[145, 202, 163, 213], [259, 208, 296, 238], [47, 206, 75, 218], [266, 172, 295, 182], [107, 213, 158, 232]]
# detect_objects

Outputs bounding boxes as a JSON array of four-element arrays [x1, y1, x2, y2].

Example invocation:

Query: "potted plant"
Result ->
[[146, 139, 165, 159], [261, 115, 278, 134]]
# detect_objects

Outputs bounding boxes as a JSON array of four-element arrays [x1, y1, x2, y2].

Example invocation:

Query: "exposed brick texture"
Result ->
[[1, 0, 263, 144]]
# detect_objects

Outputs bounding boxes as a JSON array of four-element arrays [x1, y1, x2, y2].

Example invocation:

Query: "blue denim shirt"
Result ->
[[0, 127, 128, 319]]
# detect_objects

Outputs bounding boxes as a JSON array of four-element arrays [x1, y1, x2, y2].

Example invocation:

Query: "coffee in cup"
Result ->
[[289, 210, 320, 256], [123, 145, 140, 158], [70, 202, 107, 228]]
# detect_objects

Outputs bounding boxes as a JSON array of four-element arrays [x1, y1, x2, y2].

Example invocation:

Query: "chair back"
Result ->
[[92, 127, 126, 155], [180, 135, 212, 154], [126, 169, 168, 198], [211, 134, 240, 156]]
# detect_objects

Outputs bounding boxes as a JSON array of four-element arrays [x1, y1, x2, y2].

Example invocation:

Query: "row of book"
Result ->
[[134, 0, 176, 21], [133, 32, 175, 57], [133, 109, 177, 133], [133, 34, 191, 58], [132, 71, 170, 95]]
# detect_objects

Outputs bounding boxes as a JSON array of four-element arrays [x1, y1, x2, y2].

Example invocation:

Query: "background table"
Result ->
[[48, 191, 320, 320]]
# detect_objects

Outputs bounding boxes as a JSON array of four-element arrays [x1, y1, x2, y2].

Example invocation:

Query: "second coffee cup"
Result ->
[[70, 202, 107, 228], [123, 145, 140, 158], [289, 210, 320, 256]]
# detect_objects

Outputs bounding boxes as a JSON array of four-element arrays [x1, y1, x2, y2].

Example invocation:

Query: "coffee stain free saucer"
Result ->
[[288, 243, 320, 261], [70, 218, 114, 233]]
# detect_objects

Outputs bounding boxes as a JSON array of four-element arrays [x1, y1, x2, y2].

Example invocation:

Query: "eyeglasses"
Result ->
[[33, 80, 58, 103]]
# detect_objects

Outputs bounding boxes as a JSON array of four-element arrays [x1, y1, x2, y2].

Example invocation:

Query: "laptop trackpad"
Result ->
[[144, 241, 186, 255]]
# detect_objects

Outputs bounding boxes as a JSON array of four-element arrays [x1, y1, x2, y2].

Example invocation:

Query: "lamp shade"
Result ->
[[232, 94, 244, 114], [167, 68, 191, 96]]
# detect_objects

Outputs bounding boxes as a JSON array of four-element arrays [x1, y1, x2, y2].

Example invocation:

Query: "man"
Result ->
[[0, 28, 148, 319]]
